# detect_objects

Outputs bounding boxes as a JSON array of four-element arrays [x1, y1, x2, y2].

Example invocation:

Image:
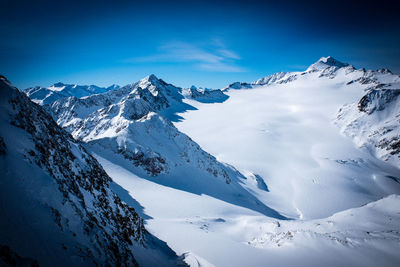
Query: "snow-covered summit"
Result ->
[[306, 56, 350, 72], [135, 74, 184, 105]]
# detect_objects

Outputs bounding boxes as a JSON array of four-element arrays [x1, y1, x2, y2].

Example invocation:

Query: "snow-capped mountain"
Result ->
[[25, 82, 119, 105], [0, 77, 185, 267], [223, 71, 298, 90], [225, 56, 395, 90], [255, 56, 398, 87], [46, 74, 283, 218]]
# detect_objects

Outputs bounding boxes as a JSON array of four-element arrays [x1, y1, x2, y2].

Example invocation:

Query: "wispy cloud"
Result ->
[[125, 41, 246, 72], [217, 49, 240, 60], [196, 62, 246, 72]]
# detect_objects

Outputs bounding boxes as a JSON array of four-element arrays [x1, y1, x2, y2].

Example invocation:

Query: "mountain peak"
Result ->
[[307, 56, 349, 71], [107, 84, 120, 89], [144, 74, 159, 83], [52, 82, 66, 87], [0, 74, 10, 83], [138, 74, 164, 89], [318, 56, 348, 67]]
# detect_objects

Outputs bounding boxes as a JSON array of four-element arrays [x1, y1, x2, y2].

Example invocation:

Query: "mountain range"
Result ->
[[1, 56, 400, 266]]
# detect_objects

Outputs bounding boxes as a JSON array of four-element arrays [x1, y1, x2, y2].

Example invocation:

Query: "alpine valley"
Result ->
[[1, 56, 400, 267]]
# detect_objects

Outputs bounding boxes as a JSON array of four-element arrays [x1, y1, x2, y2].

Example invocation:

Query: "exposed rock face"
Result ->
[[0, 245, 39, 267], [0, 137, 6, 155], [358, 88, 400, 114]]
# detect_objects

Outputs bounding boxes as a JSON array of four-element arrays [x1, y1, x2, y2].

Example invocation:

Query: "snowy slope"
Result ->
[[162, 57, 400, 266], [96, 154, 400, 267], [176, 57, 400, 220], [25, 82, 119, 105], [0, 77, 186, 267], [253, 57, 400, 169]]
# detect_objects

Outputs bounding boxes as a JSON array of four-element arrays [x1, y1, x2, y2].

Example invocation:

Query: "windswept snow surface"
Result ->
[[164, 59, 400, 265], [96, 155, 400, 267], [176, 66, 400, 220]]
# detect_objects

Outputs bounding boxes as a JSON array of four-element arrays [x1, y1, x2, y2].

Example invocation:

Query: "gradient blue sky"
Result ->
[[1, 0, 399, 89]]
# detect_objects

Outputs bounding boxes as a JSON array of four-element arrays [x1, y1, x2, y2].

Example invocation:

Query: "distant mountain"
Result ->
[[224, 56, 356, 90], [222, 81, 252, 91], [0, 77, 186, 267], [253, 56, 396, 87], [25, 82, 120, 105], [182, 85, 229, 103]]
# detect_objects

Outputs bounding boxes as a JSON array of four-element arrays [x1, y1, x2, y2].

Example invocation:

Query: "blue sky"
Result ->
[[1, 0, 399, 89]]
